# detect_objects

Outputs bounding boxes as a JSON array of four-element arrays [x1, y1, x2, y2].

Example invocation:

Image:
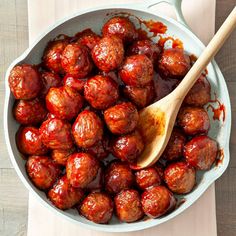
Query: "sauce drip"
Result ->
[[207, 93, 226, 122], [141, 20, 167, 36], [216, 149, 224, 166], [157, 35, 183, 49]]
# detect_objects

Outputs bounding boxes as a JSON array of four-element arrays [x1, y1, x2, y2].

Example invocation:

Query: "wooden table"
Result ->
[[0, 0, 235, 235]]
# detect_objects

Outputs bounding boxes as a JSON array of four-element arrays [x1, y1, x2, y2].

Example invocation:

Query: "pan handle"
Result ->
[[142, 0, 189, 28]]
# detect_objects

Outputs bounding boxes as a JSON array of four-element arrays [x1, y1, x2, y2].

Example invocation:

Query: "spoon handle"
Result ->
[[174, 6, 236, 99]]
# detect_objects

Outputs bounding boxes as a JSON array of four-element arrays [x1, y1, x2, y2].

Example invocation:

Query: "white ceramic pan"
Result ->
[[4, 0, 231, 232]]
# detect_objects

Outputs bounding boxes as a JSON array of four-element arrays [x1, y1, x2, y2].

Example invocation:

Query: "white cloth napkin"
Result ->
[[27, 1, 217, 235]]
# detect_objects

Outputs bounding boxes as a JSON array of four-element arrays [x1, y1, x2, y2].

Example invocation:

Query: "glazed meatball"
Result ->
[[184, 75, 211, 106], [119, 55, 154, 86], [84, 137, 110, 160], [127, 39, 161, 64], [63, 74, 86, 92], [43, 39, 68, 74], [115, 189, 144, 222], [40, 71, 62, 98], [51, 147, 76, 166], [66, 153, 100, 188], [61, 43, 93, 78], [13, 98, 47, 125], [91, 35, 124, 72], [123, 81, 156, 108], [105, 162, 134, 195], [163, 128, 186, 161], [184, 135, 218, 170], [164, 162, 196, 194], [39, 118, 74, 150], [102, 17, 138, 43], [46, 86, 83, 120], [135, 167, 161, 190], [141, 186, 176, 218], [104, 102, 139, 135], [16, 126, 48, 155], [72, 110, 103, 148], [8, 64, 41, 100], [177, 107, 210, 135], [86, 167, 104, 192], [112, 130, 144, 163], [84, 75, 119, 109], [158, 48, 190, 78], [75, 29, 101, 50], [48, 175, 84, 210], [26, 155, 61, 190], [80, 192, 113, 224]]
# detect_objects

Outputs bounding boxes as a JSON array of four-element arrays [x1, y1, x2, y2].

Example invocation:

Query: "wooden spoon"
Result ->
[[132, 6, 236, 170]]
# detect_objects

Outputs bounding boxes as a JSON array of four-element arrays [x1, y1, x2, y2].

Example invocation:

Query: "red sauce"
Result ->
[[136, 28, 149, 40], [176, 198, 186, 208], [153, 72, 179, 101], [216, 149, 224, 166], [207, 93, 226, 122], [141, 20, 167, 36], [157, 35, 183, 49]]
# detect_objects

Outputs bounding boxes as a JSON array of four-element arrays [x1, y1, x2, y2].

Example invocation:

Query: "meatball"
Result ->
[[119, 55, 153, 86], [48, 175, 84, 210], [112, 130, 144, 163], [84, 75, 119, 109], [42, 39, 68, 75], [79, 192, 113, 224], [123, 81, 156, 108], [135, 167, 161, 190], [13, 98, 47, 125], [40, 71, 62, 98], [163, 128, 186, 161], [72, 110, 103, 148], [84, 137, 110, 160], [127, 39, 161, 64], [177, 107, 210, 135], [39, 118, 74, 150], [184, 135, 218, 170], [115, 189, 144, 223], [184, 75, 211, 106], [104, 102, 139, 135], [105, 162, 134, 195], [66, 153, 100, 188], [75, 29, 101, 50], [43, 39, 68, 74], [61, 43, 93, 78], [63, 74, 86, 92], [141, 186, 176, 218], [158, 48, 190, 78], [26, 155, 61, 190], [91, 35, 124, 72], [86, 167, 104, 192], [16, 126, 48, 156], [164, 162, 196, 194], [51, 147, 76, 166], [46, 86, 83, 120], [8, 64, 41, 100], [102, 17, 138, 43]]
